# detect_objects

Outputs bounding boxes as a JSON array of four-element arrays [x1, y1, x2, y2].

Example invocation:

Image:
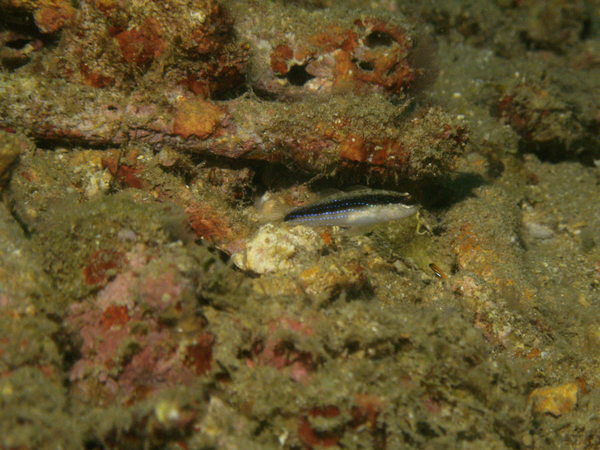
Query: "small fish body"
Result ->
[[283, 189, 418, 228]]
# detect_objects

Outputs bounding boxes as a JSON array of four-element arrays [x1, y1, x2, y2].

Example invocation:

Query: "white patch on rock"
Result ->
[[232, 223, 323, 274], [525, 222, 554, 240]]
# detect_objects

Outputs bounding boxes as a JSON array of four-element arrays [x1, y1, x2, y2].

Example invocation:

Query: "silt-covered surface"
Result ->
[[0, 0, 599, 448]]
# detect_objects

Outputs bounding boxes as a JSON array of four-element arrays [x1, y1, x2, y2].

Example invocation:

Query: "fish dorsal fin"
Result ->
[[345, 184, 369, 192], [315, 188, 343, 200]]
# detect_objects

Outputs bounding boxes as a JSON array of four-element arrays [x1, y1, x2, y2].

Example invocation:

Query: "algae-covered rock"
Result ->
[[232, 223, 323, 274], [28, 191, 193, 303], [0, 130, 29, 188], [0, 0, 599, 447], [0, 203, 79, 447], [0, 368, 80, 449]]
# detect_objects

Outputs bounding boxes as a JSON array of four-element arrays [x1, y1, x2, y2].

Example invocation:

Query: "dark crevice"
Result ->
[[365, 31, 394, 48], [50, 318, 82, 377], [416, 173, 488, 210], [34, 138, 116, 152], [285, 63, 315, 86], [211, 83, 248, 100], [518, 138, 599, 166], [0, 9, 38, 33], [1, 13, 60, 46], [518, 31, 566, 54], [5, 38, 31, 49], [1, 56, 30, 70], [5, 196, 32, 238], [416, 421, 440, 438], [250, 87, 280, 101], [579, 18, 592, 40], [385, 61, 400, 77], [285, 0, 327, 10], [357, 60, 374, 71]]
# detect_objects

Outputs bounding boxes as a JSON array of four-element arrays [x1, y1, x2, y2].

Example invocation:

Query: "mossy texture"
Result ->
[[0, 0, 598, 448]]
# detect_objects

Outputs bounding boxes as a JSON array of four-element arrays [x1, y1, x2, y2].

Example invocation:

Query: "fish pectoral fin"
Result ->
[[342, 224, 377, 236], [255, 192, 292, 223]]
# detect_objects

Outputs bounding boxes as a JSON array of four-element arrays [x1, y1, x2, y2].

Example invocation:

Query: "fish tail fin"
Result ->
[[255, 192, 290, 223]]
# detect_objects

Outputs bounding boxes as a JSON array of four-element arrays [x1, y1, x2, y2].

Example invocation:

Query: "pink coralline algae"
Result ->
[[247, 317, 317, 384], [67, 248, 214, 406], [55, 0, 247, 95], [0, 1, 466, 185], [266, 18, 415, 97]]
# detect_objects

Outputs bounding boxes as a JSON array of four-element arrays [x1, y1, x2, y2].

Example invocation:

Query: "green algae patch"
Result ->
[[0, 0, 599, 447], [0, 130, 29, 188], [205, 294, 533, 448], [30, 191, 192, 305], [0, 367, 81, 449]]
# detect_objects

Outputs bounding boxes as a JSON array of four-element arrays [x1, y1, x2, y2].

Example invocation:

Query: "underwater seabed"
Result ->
[[0, 0, 599, 448]]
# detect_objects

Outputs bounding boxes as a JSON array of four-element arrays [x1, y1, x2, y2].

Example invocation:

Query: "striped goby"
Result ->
[[283, 189, 418, 227]]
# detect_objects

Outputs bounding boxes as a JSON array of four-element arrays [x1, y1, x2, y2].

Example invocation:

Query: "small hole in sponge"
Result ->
[[285, 63, 315, 86], [365, 31, 394, 48], [358, 61, 374, 71]]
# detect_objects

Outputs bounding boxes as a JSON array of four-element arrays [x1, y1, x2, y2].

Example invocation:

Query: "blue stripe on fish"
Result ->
[[283, 190, 418, 227]]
